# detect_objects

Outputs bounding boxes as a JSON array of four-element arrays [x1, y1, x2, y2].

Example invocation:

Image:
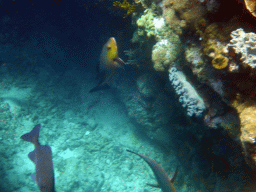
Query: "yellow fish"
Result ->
[[90, 37, 125, 93]]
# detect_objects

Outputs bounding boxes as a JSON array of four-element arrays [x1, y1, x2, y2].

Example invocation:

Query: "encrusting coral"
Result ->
[[162, 0, 206, 34], [232, 101, 256, 170]]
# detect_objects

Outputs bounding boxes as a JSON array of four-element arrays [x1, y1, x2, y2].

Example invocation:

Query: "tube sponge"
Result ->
[[169, 67, 205, 117]]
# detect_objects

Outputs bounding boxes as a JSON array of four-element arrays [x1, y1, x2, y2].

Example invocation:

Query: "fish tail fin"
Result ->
[[20, 124, 40, 144], [89, 83, 110, 93]]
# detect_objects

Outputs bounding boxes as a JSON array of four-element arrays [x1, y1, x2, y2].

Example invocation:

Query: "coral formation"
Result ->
[[206, 110, 241, 139], [203, 39, 229, 70], [197, 22, 235, 44], [228, 28, 256, 69], [232, 101, 256, 169], [195, 22, 240, 72], [244, 0, 256, 17], [185, 44, 205, 76], [211, 54, 229, 70], [152, 38, 181, 72], [128, 0, 256, 187], [169, 67, 205, 117], [162, 0, 206, 34], [136, 8, 155, 37]]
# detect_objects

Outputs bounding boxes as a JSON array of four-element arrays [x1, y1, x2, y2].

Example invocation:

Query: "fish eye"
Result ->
[[107, 46, 111, 50]]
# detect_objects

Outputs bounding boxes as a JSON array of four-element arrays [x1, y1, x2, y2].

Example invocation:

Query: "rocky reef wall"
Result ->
[[113, 0, 256, 190]]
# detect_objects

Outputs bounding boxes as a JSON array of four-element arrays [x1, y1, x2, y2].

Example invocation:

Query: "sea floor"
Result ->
[[0, 43, 178, 192]]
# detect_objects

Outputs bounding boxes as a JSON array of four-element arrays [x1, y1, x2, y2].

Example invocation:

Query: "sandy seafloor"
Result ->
[[0, 42, 179, 192]]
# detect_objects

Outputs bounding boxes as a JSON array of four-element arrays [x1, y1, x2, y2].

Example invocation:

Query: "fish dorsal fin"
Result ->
[[28, 150, 37, 164]]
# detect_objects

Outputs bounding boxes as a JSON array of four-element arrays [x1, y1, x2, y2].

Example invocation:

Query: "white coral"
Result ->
[[228, 28, 256, 68]]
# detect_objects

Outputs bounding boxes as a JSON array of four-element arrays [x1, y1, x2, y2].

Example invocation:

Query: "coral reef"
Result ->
[[185, 44, 205, 77], [196, 21, 235, 44], [203, 39, 229, 70], [162, 0, 206, 34], [232, 101, 256, 170], [133, 8, 155, 39], [129, 0, 256, 187], [228, 28, 256, 69], [205, 109, 241, 139], [211, 54, 229, 70], [195, 22, 239, 72], [244, 0, 256, 17], [169, 67, 205, 117], [152, 39, 181, 71], [119, 72, 182, 146]]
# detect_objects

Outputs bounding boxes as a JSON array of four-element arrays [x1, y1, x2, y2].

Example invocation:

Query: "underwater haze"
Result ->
[[0, 0, 256, 192]]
